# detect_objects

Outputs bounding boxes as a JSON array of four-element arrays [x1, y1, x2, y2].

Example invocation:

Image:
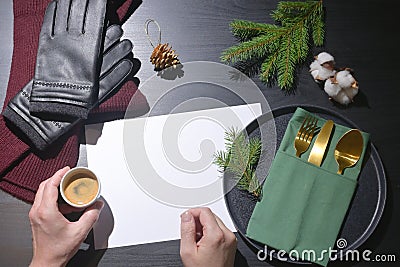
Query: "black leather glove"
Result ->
[[3, 25, 133, 150], [29, 0, 108, 119]]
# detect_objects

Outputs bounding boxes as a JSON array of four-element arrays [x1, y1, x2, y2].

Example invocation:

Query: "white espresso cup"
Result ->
[[60, 167, 101, 208]]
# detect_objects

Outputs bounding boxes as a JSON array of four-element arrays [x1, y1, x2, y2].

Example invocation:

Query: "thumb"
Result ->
[[180, 211, 197, 254], [76, 200, 104, 235]]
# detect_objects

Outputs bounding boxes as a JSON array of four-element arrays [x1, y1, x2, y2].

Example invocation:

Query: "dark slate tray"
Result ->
[[224, 105, 387, 264]]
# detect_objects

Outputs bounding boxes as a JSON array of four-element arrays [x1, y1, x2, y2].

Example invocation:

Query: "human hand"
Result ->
[[180, 207, 237, 267], [29, 166, 104, 267]]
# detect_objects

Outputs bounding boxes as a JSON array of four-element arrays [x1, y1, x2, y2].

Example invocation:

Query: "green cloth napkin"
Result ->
[[246, 107, 370, 266]]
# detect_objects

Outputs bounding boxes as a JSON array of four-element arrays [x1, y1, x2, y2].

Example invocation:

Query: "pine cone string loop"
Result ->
[[145, 19, 181, 71]]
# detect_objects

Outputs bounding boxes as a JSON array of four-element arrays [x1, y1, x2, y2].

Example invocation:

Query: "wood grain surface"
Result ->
[[0, 0, 399, 266]]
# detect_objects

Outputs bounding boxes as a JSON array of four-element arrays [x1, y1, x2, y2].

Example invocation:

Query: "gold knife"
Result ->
[[308, 120, 334, 166]]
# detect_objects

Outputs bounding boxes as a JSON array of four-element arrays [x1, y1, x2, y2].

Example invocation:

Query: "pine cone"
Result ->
[[150, 43, 180, 71]]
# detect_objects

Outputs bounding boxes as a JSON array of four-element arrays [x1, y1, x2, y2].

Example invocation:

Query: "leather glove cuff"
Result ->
[[29, 80, 94, 119], [4, 80, 75, 150]]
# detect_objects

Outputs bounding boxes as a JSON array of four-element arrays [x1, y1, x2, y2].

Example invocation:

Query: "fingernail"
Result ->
[[181, 211, 192, 223]]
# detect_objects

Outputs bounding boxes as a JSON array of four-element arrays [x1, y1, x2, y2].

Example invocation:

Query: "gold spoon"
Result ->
[[334, 129, 364, 175]]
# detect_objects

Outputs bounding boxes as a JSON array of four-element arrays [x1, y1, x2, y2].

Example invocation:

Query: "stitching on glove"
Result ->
[[33, 81, 92, 91]]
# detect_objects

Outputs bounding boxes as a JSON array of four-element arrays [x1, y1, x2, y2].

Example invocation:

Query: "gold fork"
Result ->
[[294, 116, 318, 157]]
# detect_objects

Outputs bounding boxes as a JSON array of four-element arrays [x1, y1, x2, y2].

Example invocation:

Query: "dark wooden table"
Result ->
[[1, 0, 399, 266]]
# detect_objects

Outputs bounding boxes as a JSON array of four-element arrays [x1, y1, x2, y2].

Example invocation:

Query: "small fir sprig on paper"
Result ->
[[221, 1, 324, 91], [214, 128, 262, 198]]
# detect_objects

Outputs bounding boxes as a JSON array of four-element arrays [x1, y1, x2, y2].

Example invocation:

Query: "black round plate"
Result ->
[[224, 105, 387, 264]]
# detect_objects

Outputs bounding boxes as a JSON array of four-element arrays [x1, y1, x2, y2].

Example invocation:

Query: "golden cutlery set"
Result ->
[[295, 116, 363, 174]]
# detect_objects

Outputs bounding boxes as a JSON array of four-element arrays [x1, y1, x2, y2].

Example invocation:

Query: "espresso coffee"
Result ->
[[63, 175, 99, 206]]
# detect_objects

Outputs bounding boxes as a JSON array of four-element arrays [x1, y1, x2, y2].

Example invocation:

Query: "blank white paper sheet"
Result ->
[[85, 103, 261, 249]]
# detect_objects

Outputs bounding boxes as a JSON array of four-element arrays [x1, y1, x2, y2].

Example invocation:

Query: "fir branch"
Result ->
[[260, 50, 279, 84], [220, 28, 284, 64], [248, 172, 262, 198], [214, 128, 263, 198], [273, 1, 322, 25], [221, 0, 325, 91], [230, 20, 281, 41], [214, 150, 229, 172], [223, 127, 239, 152], [276, 31, 297, 89], [311, 12, 324, 46], [248, 138, 262, 166], [294, 22, 309, 62], [227, 133, 250, 179], [277, 0, 317, 11]]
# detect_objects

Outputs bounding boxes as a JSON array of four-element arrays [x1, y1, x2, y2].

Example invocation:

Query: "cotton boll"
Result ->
[[318, 67, 336, 80], [309, 59, 335, 81], [343, 86, 359, 100], [316, 52, 335, 65], [324, 76, 359, 105], [310, 60, 322, 80], [325, 79, 352, 105], [324, 78, 342, 97], [310, 69, 320, 80], [334, 69, 359, 104], [314, 54, 359, 105], [333, 90, 352, 105], [335, 69, 358, 89], [310, 60, 321, 71]]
